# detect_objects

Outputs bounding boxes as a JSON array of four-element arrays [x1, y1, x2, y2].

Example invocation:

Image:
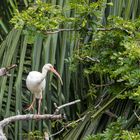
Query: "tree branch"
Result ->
[[44, 28, 79, 34], [0, 64, 17, 77], [43, 27, 132, 35], [49, 115, 86, 138], [54, 99, 81, 114], [0, 99, 81, 140], [0, 114, 62, 128], [0, 114, 63, 140]]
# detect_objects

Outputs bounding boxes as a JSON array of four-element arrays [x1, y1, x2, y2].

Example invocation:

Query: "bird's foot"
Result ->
[[37, 111, 40, 115], [34, 113, 41, 120], [25, 105, 34, 111]]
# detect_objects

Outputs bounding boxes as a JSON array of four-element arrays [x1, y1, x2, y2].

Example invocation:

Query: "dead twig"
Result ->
[[54, 99, 81, 114], [49, 115, 86, 138], [0, 64, 17, 77]]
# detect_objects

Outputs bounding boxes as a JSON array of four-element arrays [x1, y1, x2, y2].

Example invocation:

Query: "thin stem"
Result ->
[[43, 27, 132, 35]]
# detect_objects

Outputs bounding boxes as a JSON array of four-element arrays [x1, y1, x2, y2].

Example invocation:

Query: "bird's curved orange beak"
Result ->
[[51, 68, 63, 85]]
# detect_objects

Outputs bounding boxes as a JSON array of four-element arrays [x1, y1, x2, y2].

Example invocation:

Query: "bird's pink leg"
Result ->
[[38, 96, 42, 115], [25, 96, 36, 111]]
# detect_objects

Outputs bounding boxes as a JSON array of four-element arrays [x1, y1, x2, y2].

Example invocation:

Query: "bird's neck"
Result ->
[[41, 69, 49, 79], [42, 70, 47, 76]]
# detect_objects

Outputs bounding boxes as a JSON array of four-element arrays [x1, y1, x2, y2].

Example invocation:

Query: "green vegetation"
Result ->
[[1, 0, 140, 139], [11, 0, 71, 31], [84, 118, 140, 140]]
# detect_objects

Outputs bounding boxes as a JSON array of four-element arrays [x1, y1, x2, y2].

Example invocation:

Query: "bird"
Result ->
[[26, 63, 63, 114]]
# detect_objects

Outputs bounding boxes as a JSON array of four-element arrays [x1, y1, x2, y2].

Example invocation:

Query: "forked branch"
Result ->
[[0, 99, 81, 140]]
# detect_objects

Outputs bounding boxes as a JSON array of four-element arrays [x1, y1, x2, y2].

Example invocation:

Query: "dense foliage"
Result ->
[[10, 0, 106, 34], [84, 118, 140, 140], [74, 16, 140, 103], [11, 0, 72, 31]]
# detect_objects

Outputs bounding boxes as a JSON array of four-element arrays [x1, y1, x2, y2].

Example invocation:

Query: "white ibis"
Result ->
[[26, 63, 63, 114]]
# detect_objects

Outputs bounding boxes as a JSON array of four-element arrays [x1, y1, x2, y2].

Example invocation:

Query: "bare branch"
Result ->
[[0, 100, 81, 139], [77, 56, 100, 63], [54, 99, 81, 114], [0, 64, 17, 77], [0, 114, 62, 128], [0, 114, 62, 140], [0, 68, 7, 77], [44, 132, 49, 140], [49, 115, 85, 138], [97, 27, 131, 35], [44, 28, 79, 34], [49, 128, 65, 138], [105, 110, 118, 118], [43, 27, 132, 35], [94, 82, 114, 88], [66, 115, 86, 128]]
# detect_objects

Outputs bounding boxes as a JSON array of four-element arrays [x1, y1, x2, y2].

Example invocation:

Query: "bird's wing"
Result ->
[[26, 71, 46, 91], [27, 71, 43, 82]]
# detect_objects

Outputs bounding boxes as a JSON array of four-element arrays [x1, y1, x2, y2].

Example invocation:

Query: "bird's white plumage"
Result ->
[[26, 63, 62, 114], [26, 71, 46, 99]]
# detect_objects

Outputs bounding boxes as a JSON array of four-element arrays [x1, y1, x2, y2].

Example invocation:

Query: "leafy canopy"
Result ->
[[10, 0, 107, 34], [11, 0, 67, 31]]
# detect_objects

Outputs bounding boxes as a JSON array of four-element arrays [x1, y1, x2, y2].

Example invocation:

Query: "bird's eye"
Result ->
[[50, 66, 53, 69]]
